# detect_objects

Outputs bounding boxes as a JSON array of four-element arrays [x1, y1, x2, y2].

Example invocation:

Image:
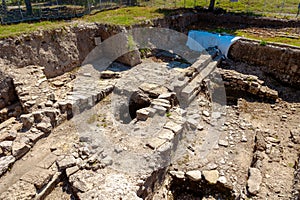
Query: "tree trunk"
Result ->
[[208, 0, 215, 11], [25, 0, 32, 15]]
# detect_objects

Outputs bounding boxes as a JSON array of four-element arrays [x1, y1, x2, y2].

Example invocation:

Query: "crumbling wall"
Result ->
[[0, 11, 299, 83], [0, 23, 139, 78], [228, 39, 300, 87]]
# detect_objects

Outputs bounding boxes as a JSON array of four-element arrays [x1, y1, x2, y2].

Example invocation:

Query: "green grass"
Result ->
[[209, 27, 300, 47], [0, 21, 68, 38], [145, 0, 299, 16], [83, 7, 164, 25], [0, 7, 163, 38], [235, 30, 300, 47], [0, 3, 299, 47]]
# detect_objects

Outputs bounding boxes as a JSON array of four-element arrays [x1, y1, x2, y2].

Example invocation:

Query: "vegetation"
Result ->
[[260, 40, 267, 46], [0, 1, 299, 47], [83, 7, 163, 25]]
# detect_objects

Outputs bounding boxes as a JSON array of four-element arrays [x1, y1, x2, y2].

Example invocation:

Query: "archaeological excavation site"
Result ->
[[0, 10, 299, 200]]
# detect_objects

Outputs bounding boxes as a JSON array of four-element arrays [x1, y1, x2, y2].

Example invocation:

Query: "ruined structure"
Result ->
[[0, 11, 299, 200]]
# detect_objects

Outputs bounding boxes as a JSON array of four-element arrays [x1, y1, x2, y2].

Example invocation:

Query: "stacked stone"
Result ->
[[220, 69, 278, 100]]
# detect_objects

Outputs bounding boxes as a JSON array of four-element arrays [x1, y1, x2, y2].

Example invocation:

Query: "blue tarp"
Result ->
[[186, 30, 241, 58]]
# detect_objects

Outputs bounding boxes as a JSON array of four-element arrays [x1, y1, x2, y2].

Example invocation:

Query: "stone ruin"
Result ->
[[0, 11, 299, 200]]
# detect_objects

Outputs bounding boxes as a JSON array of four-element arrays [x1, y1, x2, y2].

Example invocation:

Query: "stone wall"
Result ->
[[228, 39, 300, 88], [0, 11, 299, 83], [0, 23, 133, 78]]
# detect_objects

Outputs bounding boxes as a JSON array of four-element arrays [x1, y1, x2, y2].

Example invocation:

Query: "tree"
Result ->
[[208, 0, 215, 11], [25, 0, 32, 15]]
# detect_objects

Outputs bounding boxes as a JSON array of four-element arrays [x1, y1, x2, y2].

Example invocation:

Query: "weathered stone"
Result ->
[[12, 141, 30, 159], [169, 170, 185, 179], [32, 111, 43, 123], [0, 140, 13, 154], [218, 139, 229, 147], [241, 135, 248, 142], [202, 110, 210, 117], [202, 170, 219, 184], [152, 105, 167, 115], [186, 170, 202, 181], [0, 155, 15, 176], [52, 80, 64, 87], [94, 37, 101, 46], [27, 130, 46, 144], [36, 153, 57, 169], [144, 107, 156, 117], [43, 109, 58, 122], [266, 136, 280, 144], [36, 121, 52, 133], [20, 167, 54, 189], [0, 180, 36, 199], [158, 129, 174, 141], [20, 114, 34, 129], [139, 83, 168, 98], [255, 131, 266, 151], [102, 155, 113, 166], [66, 165, 80, 177], [153, 98, 170, 105], [34, 172, 61, 200], [0, 130, 17, 142], [117, 50, 142, 67], [291, 129, 300, 144], [136, 108, 150, 121], [45, 100, 54, 107], [158, 92, 176, 100], [247, 167, 262, 195], [56, 155, 76, 170], [218, 176, 227, 184], [69, 169, 103, 193], [186, 118, 198, 129], [151, 100, 171, 111], [146, 138, 166, 150], [197, 125, 204, 131], [164, 121, 183, 134]]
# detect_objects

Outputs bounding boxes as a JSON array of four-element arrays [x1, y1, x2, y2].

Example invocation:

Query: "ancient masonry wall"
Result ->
[[0, 12, 298, 83], [229, 39, 300, 88]]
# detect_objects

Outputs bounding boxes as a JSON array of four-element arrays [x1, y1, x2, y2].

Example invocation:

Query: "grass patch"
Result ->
[[0, 5, 299, 47], [0, 7, 163, 38], [0, 21, 68, 38], [209, 27, 300, 47], [83, 7, 164, 25], [259, 40, 267, 46], [235, 30, 300, 47]]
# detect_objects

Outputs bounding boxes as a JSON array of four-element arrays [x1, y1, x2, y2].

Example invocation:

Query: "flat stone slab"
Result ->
[[56, 155, 76, 170], [186, 170, 202, 182], [36, 153, 57, 169], [247, 167, 262, 195], [20, 167, 54, 190], [146, 137, 167, 150], [164, 121, 183, 135], [12, 141, 30, 160], [158, 129, 175, 141], [0, 155, 15, 176], [0, 180, 36, 200]]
